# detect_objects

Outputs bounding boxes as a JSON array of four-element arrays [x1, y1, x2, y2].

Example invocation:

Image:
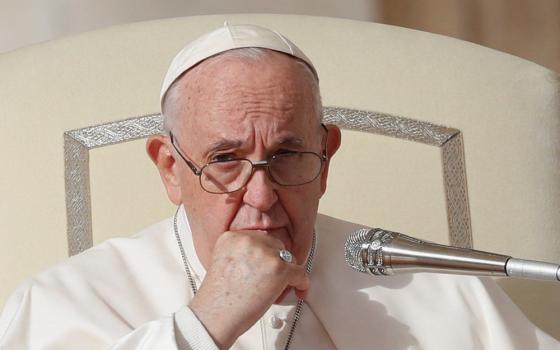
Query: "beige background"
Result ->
[[376, 0, 560, 74], [0, 0, 379, 53], [1, 0, 559, 73]]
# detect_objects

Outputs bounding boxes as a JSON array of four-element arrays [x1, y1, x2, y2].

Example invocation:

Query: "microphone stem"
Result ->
[[347, 228, 560, 282], [381, 234, 509, 276], [506, 258, 560, 281]]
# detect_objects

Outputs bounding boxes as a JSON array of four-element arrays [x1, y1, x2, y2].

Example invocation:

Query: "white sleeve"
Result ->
[[174, 306, 219, 350], [0, 284, 218, 350], [106, 306, 218, 350]]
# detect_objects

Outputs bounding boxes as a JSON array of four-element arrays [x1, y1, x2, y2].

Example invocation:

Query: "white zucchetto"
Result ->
[[160, 22, 317, 109]]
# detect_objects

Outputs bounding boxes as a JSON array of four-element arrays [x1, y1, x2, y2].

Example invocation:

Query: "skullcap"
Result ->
[[160, 22, 317, 109]]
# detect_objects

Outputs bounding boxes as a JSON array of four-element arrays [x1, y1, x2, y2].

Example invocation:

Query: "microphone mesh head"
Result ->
[[344, 228, 376, 273]]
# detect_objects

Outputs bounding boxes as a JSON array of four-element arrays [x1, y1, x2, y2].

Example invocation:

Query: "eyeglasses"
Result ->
[[169, 125, 328, 194]]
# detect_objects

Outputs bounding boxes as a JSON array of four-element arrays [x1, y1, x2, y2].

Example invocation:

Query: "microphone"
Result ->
[[345, 228, 560, 282]]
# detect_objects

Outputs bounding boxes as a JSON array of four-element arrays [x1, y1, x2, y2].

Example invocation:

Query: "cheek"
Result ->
[[181, 178, 243, 266], [284, 181, 321, 219], [282, 184, 322, 256], [187, 196, 240, 232], [288, 182, 322, 215]]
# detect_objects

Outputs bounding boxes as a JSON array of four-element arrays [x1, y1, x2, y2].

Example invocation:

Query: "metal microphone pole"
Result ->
[[345, 228, 560, 282]]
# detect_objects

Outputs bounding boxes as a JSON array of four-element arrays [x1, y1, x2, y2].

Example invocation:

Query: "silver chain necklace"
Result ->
[[173, 206, 316, 350]]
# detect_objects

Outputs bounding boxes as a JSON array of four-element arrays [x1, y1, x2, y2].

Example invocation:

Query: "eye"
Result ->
[[273, 149, 300, 159], [275, 149, 299, 156], [211, 153, 237, 163]]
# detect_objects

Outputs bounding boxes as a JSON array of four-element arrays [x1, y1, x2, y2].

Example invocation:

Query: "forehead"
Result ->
[[175, 51, 319, 147]]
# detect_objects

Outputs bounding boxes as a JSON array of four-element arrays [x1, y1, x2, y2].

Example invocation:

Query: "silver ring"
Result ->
[[279, 249, 293, 263]]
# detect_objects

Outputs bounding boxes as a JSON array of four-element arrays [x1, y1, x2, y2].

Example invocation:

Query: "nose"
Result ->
[[242, 166, 278, 212]]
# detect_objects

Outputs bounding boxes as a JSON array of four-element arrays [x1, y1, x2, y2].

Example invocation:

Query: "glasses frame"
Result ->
[[169, 124, 329, 194]]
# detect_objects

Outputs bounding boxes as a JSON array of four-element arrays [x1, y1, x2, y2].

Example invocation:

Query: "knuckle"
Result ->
[[264, 254, 284, 273], [218, 230, 235, 244], [237, 233, 254, 247], [224, 231, 256, 251]]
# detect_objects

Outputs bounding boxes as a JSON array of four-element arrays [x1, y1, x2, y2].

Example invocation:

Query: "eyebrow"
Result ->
[[278, 136, 304, 147], [204, 135, 305, 155], [206, 139, 244, 154]]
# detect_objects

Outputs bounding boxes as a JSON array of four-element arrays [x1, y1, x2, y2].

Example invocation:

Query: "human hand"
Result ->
[[188, 230, 310, 349]]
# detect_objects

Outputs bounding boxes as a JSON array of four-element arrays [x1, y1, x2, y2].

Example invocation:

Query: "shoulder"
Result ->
[[315, 213, 363, 234], [314, 213, 363, 253], [0, 219, 182, 339], [312, 213, 503, 302], [4, 215, 177, 299], [310, 214, 558, 348], [38, 216, 176, 288]]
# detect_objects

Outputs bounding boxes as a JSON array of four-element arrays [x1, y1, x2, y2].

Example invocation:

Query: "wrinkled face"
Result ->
[[171, 51, 326, 269]]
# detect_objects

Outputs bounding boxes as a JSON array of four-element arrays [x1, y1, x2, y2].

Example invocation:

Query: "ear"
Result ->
[[146, 135, 182, 205], [320, 124, 342, 194]]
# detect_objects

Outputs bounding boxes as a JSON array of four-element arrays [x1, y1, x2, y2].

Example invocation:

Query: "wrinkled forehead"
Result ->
[[181, 54, 319, 141], [184, 50, 315, 105]]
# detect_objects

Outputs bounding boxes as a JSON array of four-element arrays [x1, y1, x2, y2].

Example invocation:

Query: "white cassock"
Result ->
[[0, 207, 558, 349]]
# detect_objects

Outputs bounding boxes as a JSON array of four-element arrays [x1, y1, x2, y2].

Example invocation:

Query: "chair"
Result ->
[[1, 14, 558, 339]]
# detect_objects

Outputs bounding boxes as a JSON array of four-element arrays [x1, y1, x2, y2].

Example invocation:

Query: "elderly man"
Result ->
[[0, 24, 558, 349]]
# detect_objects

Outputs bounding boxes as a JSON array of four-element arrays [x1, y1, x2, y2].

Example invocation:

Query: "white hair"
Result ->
[[161, 47, 322, 133]]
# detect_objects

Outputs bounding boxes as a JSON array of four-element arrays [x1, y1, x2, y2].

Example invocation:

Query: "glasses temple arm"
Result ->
[[169, 132, 203, 176], [321, 123, 329, 160]]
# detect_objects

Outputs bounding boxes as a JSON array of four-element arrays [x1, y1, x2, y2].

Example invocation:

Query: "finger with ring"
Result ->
[[279, 249, 293, 263]]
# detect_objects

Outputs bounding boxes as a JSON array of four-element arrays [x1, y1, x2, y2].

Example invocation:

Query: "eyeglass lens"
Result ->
[[200, 152, 323, 194]]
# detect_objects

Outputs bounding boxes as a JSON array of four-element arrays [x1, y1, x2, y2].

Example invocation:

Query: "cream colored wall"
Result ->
[[3, 0, 558, 74], [0, 0, 379, 53], [376, 0, 560, 73]]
